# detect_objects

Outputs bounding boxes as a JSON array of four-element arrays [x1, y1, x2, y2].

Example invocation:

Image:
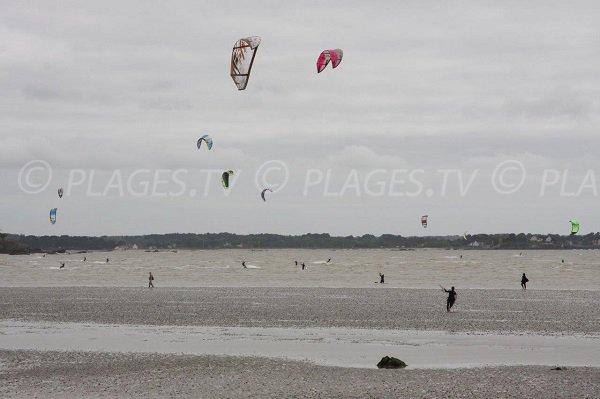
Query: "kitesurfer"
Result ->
[[148, 272, 154, 288], [521, 273, 529, 289], [327, 258, 331, 263], [59, 263, 65, 269], [242, 261, 247, 268], [379, 273, 384, 284], [444, 286, 457, 312]]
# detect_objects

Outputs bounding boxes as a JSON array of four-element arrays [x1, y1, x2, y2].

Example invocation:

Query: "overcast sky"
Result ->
[[1, 0, 599, 237]]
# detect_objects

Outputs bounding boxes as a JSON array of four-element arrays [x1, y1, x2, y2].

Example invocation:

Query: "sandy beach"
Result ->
[[1, 287, 598, 334], [1, 287, 599, 397], [1, 350, 599, 398]]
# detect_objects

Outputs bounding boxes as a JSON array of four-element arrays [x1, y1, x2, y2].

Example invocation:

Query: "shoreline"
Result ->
[[2, 320, 598, 369]]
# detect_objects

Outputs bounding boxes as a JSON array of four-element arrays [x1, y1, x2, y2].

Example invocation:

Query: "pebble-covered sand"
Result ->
[[1, 350, 599, 398], [1, 287, 598, 334]]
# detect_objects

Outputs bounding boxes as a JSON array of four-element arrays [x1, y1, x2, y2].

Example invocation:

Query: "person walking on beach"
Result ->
[[442, 286, 457, 312], [148, 272, 154, 288], [379, 273, 385, 284], [521, 273, 529, 289]]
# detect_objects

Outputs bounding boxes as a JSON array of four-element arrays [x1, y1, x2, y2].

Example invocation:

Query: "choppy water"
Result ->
[[1, 249, 598, 290]]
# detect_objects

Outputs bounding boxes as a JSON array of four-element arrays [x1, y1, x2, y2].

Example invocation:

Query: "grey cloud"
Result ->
[[504, 87, 593, 120], [1, 0, 600, 235]]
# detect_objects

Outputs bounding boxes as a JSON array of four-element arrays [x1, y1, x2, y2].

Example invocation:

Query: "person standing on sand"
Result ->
[[148, 272, 154, 288], [442, 286, 457, 312], [521, 273, 529, 289]]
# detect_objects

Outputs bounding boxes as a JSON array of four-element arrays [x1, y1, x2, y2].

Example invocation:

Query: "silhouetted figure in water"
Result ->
[[106, 258, 109, 263], [83, 257, 86, 262], [379, 273, 384, 284], [43, 254, 46, 258], [294, 261, 298, 266], [444, 286, 457, 312], [242, 261, 247, 268], [301, 262, 306, 270], [521, 273, 529, 289], [561, 259, 565, 264], [148, 272, 154, 288], [460, 255, 463, 259], [59, 263, 65, 269], [327, 258, 331, 263]]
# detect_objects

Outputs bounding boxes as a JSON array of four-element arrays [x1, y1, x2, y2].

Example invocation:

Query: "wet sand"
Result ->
[[1, 287, 598, 397], [1, 287, 598, 334], [1, 350, 599, 398]]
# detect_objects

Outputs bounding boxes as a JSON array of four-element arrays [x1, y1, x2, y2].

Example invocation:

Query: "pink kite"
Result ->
[[316, 49, 343, 73]]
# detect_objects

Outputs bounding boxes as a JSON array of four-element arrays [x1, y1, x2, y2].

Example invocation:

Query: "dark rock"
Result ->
[[377, 356, 407, 369]]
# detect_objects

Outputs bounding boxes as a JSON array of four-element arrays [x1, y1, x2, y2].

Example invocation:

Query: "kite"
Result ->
[[261, 188, 273, 202], [197, 134, 213, 150], [230, 36, 261, 90], [222, 170, 234, 189], [49, 208, 57, 225], [58, 188, 63, 198], [570, 220, 580, 235], [316, 49, 343, 73], [421, 215, 428, 228]]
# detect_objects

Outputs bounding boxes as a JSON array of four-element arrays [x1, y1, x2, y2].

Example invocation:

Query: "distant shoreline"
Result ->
[[3, 232, 600, 254]]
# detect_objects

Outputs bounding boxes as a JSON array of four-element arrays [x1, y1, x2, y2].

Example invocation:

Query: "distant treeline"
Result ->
[[3, 232, 600, 254]]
